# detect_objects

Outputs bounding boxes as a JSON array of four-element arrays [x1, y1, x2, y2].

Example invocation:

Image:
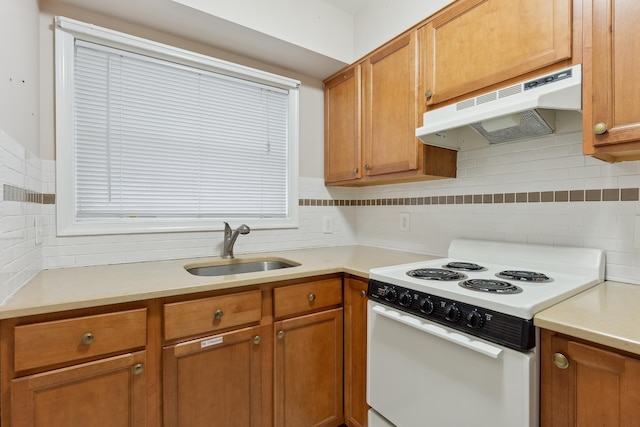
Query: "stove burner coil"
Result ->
[[496, 270, 551, 282], [407, 268, 467, 281], [459, 279, 523, 294], [442, 262, 486, 272]]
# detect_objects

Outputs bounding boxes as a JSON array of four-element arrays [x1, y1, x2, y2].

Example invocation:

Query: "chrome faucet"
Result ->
[[222, 222, 250, 259]]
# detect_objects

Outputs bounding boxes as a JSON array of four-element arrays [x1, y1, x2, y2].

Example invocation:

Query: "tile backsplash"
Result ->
[[2, 128, 640, 303]]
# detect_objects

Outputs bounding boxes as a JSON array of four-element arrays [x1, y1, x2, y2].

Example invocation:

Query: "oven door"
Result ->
[[367, 301, 538, 427]]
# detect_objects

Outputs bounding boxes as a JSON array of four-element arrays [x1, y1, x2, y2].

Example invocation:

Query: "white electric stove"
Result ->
[[366, 239, 605, 427]]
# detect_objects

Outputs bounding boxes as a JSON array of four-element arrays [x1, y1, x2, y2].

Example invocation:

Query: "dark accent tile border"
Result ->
[[5, 184, 638, 208], [299, 187, 640, 207], [3, 184, 55, 204]]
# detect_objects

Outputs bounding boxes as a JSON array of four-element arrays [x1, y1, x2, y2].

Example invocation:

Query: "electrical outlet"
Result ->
[[322, 216, 333, 234], [400, 213, 410, 232]]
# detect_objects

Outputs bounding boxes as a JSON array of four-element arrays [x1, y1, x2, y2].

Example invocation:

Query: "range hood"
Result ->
[[416, 64, 582, 150]]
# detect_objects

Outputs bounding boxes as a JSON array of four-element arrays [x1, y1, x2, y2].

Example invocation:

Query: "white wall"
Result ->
[[353, 0, 454, 58], [171, 0, 355, 63], [0, 0, 40, 156]]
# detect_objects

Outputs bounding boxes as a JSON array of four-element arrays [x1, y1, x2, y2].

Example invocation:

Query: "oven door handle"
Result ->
[[372, 304, 503, 359]]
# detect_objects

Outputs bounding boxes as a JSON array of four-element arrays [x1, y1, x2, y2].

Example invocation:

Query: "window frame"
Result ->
[[54, 16, 300, 236]]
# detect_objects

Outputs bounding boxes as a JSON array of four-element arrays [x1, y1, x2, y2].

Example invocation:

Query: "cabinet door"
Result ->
[[163, 324, 268, 427], [362, 33, 419, 177], [582, 0, 640, 161], [274, 308, 344, 427], [11, 351, 147, 427], [541, 330, 640, 427], [344, 278, 369, 427], [324, 66, 362, 184], [421, 0, 572, 105]]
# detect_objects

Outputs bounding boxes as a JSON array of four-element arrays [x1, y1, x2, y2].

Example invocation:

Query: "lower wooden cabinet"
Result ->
[[344, 277, 369, 427], [2, 275, 354, 427], [541, 329, 640, 426], [163, 324, 270, 427], [11, 351, 147, 427], [274, 308, 344, 427]]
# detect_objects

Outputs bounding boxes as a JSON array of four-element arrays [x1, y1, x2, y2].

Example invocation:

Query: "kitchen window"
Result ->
[[54, 17, 300, 236]]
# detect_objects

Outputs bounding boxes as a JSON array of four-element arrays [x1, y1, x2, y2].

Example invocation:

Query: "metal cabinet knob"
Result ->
[[353, 167, 358, 174], [360, 290, 366, 298], [308, 293, 316, 302], [552, 352, 570, 369], [364, 164, 370, 171], [425, 89, 433, 99], [594, 122, 608, 135], [81, 332, 94, 345], [214, 309, 224, 319], [277, 330, 285, 340], [132, 363, 144, 376], [253, 335, 261, 345]]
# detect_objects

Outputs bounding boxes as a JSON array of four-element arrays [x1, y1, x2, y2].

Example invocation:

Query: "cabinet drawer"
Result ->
[[274, 278, 342, 319], [14, 308, 147, 372], [164, 290, 262, 341]]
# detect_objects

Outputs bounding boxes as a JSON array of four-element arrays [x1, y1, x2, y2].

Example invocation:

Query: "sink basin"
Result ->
[[186, 258, 299, 276]]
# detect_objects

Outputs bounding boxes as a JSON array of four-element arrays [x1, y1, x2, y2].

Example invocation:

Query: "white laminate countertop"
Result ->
[[0, 245, 434, 319], [534, 281, 640, 356]]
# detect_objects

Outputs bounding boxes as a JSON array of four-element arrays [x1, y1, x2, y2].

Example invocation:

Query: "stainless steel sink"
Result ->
[[186, 259, 299, 276]]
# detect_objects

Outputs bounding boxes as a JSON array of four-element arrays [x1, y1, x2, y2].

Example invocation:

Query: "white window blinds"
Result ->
[[74, 40, 290, 220], [56, 17, 299, 236]]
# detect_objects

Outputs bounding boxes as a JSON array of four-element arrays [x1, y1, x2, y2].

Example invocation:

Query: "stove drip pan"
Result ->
[[459, 279, 523, 294], [442, 262, 486, 271], [496, 270, 551, 282], [407, 268, 467, 281]]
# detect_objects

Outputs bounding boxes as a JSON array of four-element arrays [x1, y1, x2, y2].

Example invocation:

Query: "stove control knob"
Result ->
[[419, 298, 434, 314], [466, 311, 484, 329], [398, 291, 412, 307], [383, 288, 397, 302], [444, 305, 460, 322]]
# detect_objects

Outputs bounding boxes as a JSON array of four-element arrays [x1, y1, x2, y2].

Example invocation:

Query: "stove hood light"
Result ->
[[416, 64, 582, 151]]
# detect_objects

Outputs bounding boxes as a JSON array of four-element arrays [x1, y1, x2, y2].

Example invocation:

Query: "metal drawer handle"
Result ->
[[552, 352, 570, 369], [81, 332, 94, 345], [308, 293, 316, 302], [132, 363, 144, 376], [214, 309, 224, 320]]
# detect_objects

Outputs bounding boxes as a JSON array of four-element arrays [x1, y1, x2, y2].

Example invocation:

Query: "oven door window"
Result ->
[[367, 302, 537, 427]]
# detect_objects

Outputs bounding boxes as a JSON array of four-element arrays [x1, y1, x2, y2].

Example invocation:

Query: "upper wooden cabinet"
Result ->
[[324, 32, 456, 186], [582, 0, 640, 161], [420, 0, 573, 106], [362, 34, 419, 177], [324, 65, 362, 183]]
